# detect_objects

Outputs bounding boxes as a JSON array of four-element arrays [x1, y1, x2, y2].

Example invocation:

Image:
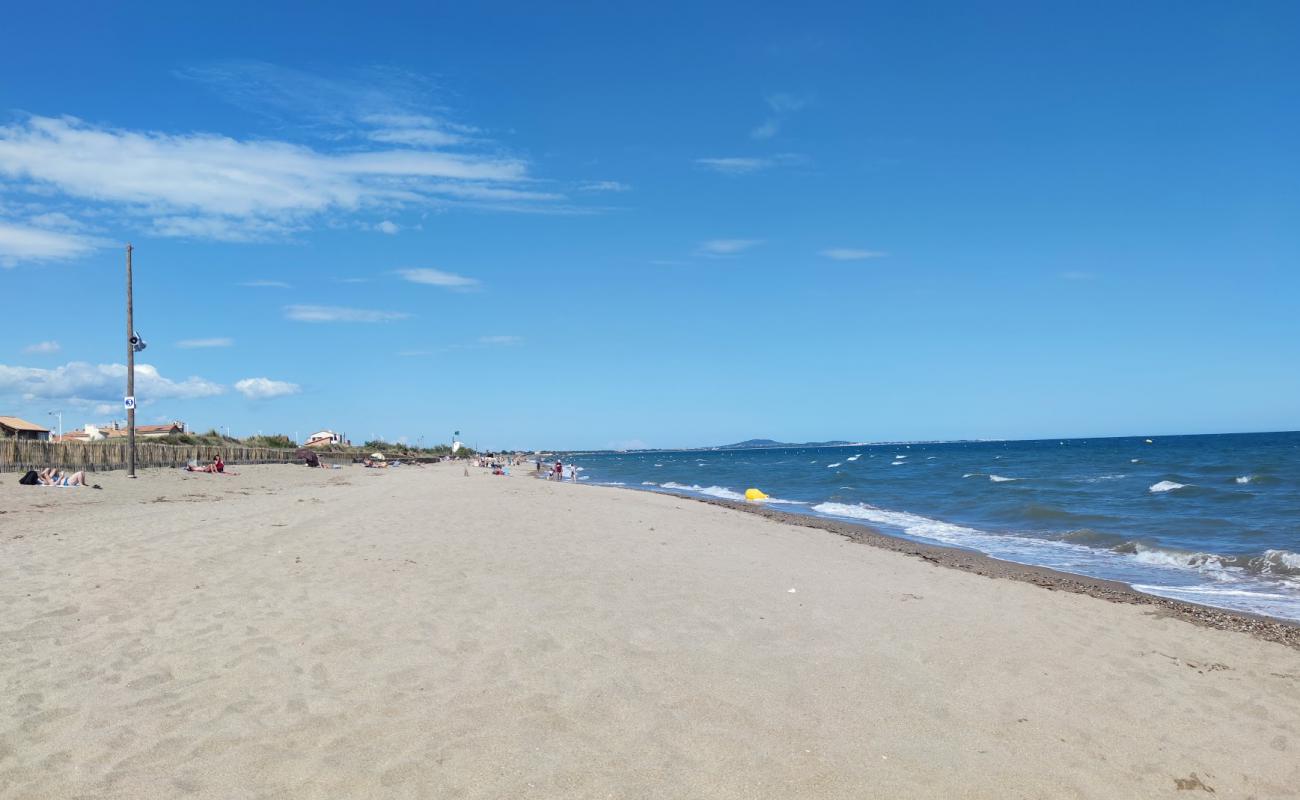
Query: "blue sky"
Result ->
[[1, 1, 1297, 450]]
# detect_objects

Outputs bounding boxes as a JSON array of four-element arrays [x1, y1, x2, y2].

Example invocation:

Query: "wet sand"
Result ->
[[2, 463, 1298, 798]]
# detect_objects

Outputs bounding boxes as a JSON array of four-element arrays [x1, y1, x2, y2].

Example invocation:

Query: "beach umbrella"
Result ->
[[371, 452, 386, 460]]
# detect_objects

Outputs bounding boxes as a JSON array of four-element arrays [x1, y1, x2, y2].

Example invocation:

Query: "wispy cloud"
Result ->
[[765, 93, 808, 114], [23, 340, 61, 355], [698, 239, 763, 257], [750, 120, 780, 140], [0, 105, 559, 251], [0, 220, 99, 266], [694, 154, 805, 175], [284, 305, 411, 323], [395, 268, 480, 289], [750, 93, 809, 140], [177, 337, 234, 348], [0, 361, 223, 406], [820, 248, 887, 261], [576, 180, 630, 192], [178, 61, 472, 145], [238, 279, 291, 288], [234, 377, 300, 399], [478, 335, 522, 346]]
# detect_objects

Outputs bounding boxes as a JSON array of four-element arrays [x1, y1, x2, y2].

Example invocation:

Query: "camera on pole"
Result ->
[[130, 331, 147, 353]]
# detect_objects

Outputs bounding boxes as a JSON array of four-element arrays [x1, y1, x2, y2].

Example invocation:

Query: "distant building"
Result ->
[[55, 421, 185, 442], [0, 416, 51, 441], [305, 430, 346, 448], [135, 421, 187, 438]]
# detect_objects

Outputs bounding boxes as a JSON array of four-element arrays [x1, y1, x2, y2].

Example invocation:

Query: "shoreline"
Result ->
[[604, 483, 1300, 649]]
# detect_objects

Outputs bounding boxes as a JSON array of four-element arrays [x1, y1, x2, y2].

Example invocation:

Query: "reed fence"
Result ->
[[0, 439, 336, 473]]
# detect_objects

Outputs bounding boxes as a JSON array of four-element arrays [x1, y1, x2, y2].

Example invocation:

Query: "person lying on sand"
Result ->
[[17, 468, 101, 488]]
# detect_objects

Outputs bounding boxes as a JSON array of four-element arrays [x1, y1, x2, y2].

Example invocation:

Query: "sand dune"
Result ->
[[2, 463, 1297, 798]]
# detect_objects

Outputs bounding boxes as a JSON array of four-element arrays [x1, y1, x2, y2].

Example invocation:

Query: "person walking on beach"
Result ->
[[554, 460, 563, 481], [569, 463, 577, 482]]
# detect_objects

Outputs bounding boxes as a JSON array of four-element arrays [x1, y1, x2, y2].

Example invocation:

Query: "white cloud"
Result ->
[[747, 94, 808, 141], [0, 361, 223, 406], [698, 239, 763, 257], [396, 268, 480, 289], [820, 248, 887, 261], [577, 180, 630, 192], [478, 335, 522, 345], [238, 280, 291, 288], [750, 119, 780, 140], [695, 157, 771, 175], [284, 304, 411, 323], [375, 220, 400, 234], [694, 154, 805, 175], [23, 340, 61, 354], [234, 377, 300, 399], [0, 220, 99, 266], [0, 114, 553, 244], [765, 93, 808, 113], [177, 337, 234, 348]]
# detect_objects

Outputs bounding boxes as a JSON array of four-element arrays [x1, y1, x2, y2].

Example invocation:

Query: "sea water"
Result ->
[[571, 432, 1300, 621]]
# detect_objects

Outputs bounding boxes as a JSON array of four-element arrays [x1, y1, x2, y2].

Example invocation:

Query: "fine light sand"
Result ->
[[2, 463, 1298, 799]]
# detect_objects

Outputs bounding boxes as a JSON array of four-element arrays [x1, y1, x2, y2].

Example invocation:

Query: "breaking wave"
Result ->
[[1149, 480, 1187, 493]]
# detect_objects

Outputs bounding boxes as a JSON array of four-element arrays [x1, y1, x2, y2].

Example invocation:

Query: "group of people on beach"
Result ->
[[535, 457, 578, 482]]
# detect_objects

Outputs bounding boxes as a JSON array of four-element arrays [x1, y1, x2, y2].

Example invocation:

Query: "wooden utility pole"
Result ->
[[126, 244, 136, 478]]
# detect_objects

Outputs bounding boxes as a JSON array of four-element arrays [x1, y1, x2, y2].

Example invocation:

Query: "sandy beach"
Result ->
[[3, 462, 1299, 799]]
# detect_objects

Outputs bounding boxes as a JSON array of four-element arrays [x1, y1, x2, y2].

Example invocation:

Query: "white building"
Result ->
[[305, 430, 346, 448]]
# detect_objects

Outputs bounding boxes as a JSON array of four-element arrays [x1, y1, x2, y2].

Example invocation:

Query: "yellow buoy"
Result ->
[[745, 488, 769, 501]]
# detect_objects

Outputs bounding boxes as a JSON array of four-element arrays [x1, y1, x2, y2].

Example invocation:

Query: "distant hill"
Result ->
[[716, 438, 853, 450]]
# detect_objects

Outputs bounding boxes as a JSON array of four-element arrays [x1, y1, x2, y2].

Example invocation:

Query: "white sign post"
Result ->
[[124, 396, 136, 410]]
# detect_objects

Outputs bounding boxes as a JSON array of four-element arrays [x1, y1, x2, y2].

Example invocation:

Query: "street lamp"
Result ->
[[48, 410, 62, 442]]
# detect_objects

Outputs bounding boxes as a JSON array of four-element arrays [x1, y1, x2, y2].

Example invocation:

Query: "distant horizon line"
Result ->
[[542, 428, 1299, 454]]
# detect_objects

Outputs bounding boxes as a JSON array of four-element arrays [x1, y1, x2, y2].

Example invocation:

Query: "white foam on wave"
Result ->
[[891, 460, 905, 465], [827, 462, 842, 468], [846, 454, 862, 461], [641, 481, 658, 486], [1130, 544, 1232, 578], [1077, 474, 1125, 483], [699, 486, 744, 500], [660, 482, 746, 501], [807, 502, 1300, 622], [654, 463, 663, 467], [962, 473, 979, 479], [1149, 480, 1187, 493], [894, 454, 907, 459], [1263, 549, 1300, 572], [1235, 475, 1253, 484], [1131, 458, 1140, 463], [989, 474, 1017, 483]]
